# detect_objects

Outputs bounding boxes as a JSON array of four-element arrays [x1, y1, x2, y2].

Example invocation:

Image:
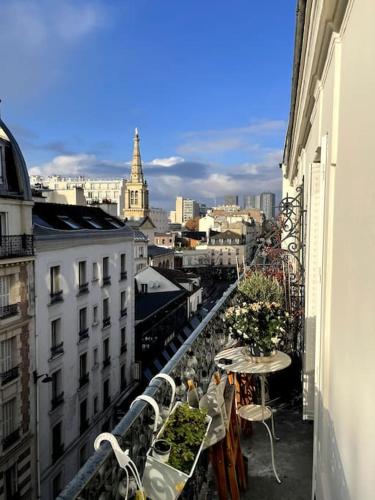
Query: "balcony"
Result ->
[[103, 357, 111, 369], [50, 342, 64, 358], [51, 392, 64, 410], [50, 290, 63, 304], [120, 271, 127, 280], [0, 303, 19, 319], [2, 428, 20, 450], [102, 276, 111, 286], [120, 343, 127, 355], [0, 234, 34, 260], [1, 366, 19, 386], [52, 443, 65, 463], [78, 328, 89, 341], [78, 282, 89, 295], [120, 308, 127, 318], [59, 271, 312, 500], [102, 317, 111, 329], [79, 373, 89, 388]]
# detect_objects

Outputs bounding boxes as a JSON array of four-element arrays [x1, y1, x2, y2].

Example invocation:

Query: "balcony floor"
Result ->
[[209, 401, 313, 500]]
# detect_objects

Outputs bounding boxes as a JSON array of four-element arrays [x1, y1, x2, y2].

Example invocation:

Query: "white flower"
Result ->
[[271, 337, 281, 345]]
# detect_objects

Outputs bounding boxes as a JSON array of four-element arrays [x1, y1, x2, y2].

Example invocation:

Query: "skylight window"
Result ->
[[105, 218, 122, 228], [83, 217, 102, 229], [57, 216, 81, 229]]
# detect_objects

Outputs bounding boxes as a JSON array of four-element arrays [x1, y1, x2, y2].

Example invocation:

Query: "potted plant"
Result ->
[[224, 300, 290, 360], [142, 402, 211, 500]]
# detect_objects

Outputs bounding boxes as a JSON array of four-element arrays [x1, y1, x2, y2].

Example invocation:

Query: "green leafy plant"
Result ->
[[160, 403, 208, 474], [238, 272, 284, 304], [224, 301, 290, 354]]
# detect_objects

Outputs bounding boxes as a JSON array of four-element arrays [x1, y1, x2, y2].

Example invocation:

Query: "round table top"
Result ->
[[214, 347, 291, 374]]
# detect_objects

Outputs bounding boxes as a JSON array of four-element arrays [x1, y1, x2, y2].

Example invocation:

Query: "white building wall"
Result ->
[[284, 1, 375, 499], [35, 235, 134, 499]]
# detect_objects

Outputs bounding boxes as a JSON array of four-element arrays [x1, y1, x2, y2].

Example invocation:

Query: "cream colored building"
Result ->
[[283, 1, 375, 498], [0, 121, 36, 499], [174, 196, 199, 224]]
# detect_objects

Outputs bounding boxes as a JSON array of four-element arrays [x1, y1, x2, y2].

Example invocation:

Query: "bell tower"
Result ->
[[123, 128, 149, 220]]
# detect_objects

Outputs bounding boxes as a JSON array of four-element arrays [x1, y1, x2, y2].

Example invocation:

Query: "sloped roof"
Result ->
[[148, 245, 174, 257], [135, 290, 186, 321], [210, 230, 242, 240], [33, 202, 131, 232]]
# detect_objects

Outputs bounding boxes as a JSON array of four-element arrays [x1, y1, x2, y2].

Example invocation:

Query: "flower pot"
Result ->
[[142, 402, 212, 500], [242, 346, 276, 363], [152, 439, 171, 463]]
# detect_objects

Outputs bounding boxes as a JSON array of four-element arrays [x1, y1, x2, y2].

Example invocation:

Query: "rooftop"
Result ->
[[135, 289, 187, 321], [148, 244, 174, 257]]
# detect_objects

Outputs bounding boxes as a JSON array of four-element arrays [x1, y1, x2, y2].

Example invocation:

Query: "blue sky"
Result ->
[[0, 0, 296, 210]]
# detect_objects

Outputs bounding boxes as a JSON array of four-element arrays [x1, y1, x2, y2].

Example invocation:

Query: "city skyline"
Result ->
[[0, 0, 295, 210]]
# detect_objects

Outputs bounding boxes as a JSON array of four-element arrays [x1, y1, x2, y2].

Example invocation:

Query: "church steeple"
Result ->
[[123, 127, 149, 220], [131, 128, 144, 183]]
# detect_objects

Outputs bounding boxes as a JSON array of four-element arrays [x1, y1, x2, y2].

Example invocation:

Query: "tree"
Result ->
[[185, 217, 200, 231]]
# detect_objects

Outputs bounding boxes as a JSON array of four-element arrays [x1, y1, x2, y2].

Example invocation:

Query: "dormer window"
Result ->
[[0, 144, 4, 184], [105, 218, 122, 229], [57, 216, 81, 229], [83, 217, 102, 229]]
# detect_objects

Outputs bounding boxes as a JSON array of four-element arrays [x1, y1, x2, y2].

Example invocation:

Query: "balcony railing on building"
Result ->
[[102, 317, 111, 329], [0, 303, 19, 319], [78, 328, 89, 341], [1, 366, 19, 386], [0, 234, 34, 259], [50, 342, 64, 358], [120, 271, 127, 280], [2, 428, 20, 450], [103, 356, 111, 369], [78, 282, 89, 295], [50, 290, 63, 304]]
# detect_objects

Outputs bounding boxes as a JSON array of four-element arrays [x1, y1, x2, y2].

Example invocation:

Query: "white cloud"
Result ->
[[148, 156, 184, 167], [29, 154, 125, 177]]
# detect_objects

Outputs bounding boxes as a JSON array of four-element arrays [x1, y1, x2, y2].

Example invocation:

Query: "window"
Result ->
[[0, 276, 10, 313], [102, 298, 110, 327], [120, 364, 126, 390], [135, 191, 139, 204], [120, 291, 126, 316], [52, 473, 62, 499], [93, 306, 98, 325], [79, 444, 87, 467], [0, 146, 4, 185], [103, 379, 110, 407], [102, 257, 110, 284], [5, 464, 18, 499], [92, 262, 98, 281], [52, 422, 63, 462], [106, 218, 122, 229], [80, 399, 88, 434], [83, 217, 102, 229], [0, 337, 16, 374], [57, 216, 80, 229], [120, 254, 126, 279], [93, 396, 98, 415], [120, 327, 126, 353], [51, 319, 63, 357], [79, 308, 88, 337], [2, 398, 17, 439], [103, 338, 110, 367], [141, 284, 148, 294], [0, 212, 7, 237], [80, 353, 88, 379], [51, 370, 63, 409], [78, 261, 87, 288], [50, 266, 62, 299], [93, 348, 98, 367]]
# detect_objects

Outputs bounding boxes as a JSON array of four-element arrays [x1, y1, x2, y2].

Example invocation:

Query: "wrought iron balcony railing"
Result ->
[[78, 282, 89, 294], [50, 290, 63, 304], [50, 342, 64, 358], [1, 366, 19, 386], [102, 317, 111, 329], [58, 279, 239, 500], [79, 373, 89, 388], [78, 328, 89, 341], [2, 428, 20, 450], [102, 276, 111, 286], [120, 343, 127, 355], [120, 307, 127, 318], [103, 357, 111, 369], [0, 303, 19, 319], [120, 271, 127, 280], [0, 234, 34, 260]]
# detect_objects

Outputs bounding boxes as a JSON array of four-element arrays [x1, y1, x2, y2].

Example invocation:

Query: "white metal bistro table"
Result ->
[[215, 347, 291, 483]]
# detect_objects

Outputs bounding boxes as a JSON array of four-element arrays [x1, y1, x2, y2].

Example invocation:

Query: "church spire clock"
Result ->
[[123, 128, 149, 220]]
